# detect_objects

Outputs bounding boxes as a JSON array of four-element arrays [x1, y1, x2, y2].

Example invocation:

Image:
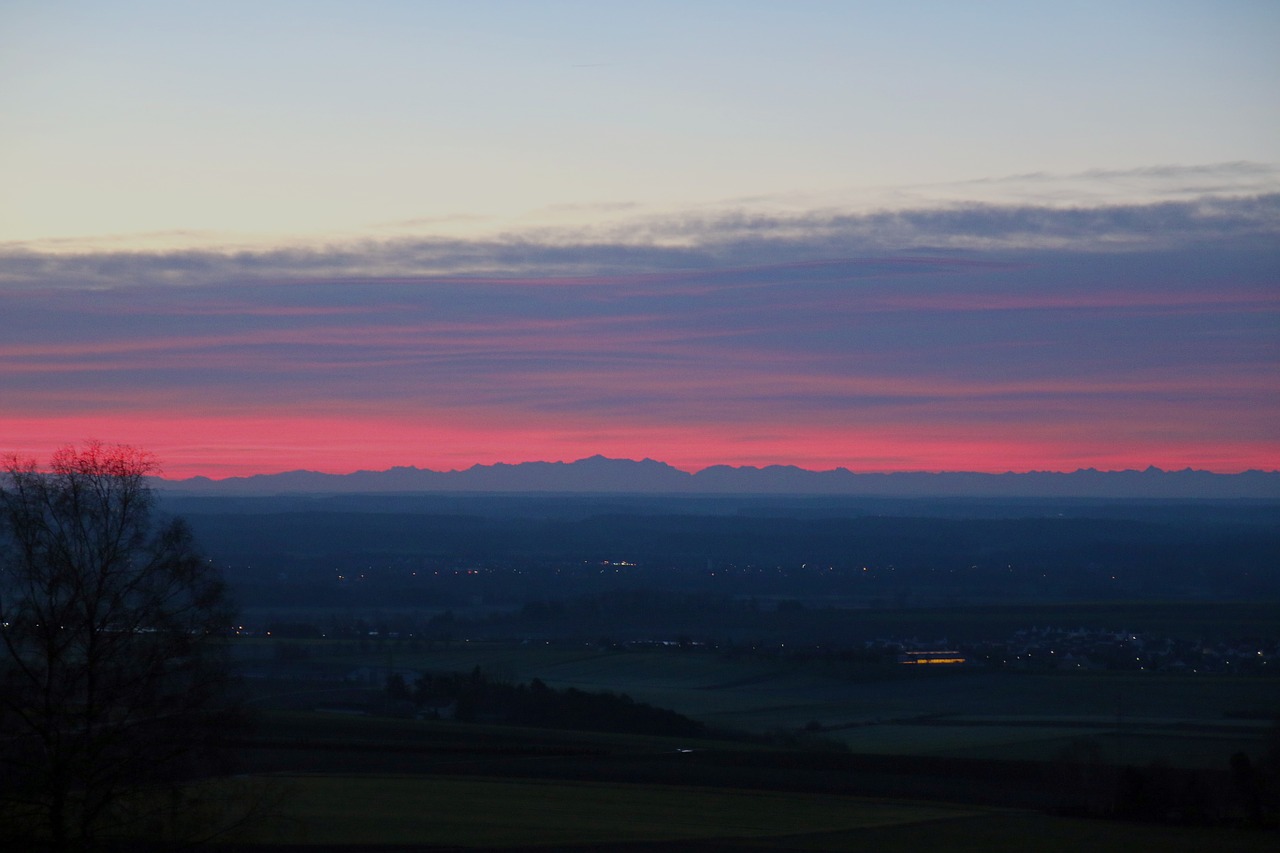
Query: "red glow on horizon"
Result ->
[[4, 413, 1274, 480]]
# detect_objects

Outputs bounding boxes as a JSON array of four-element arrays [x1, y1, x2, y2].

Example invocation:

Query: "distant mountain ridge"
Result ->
[[156, 455, 1280, 499]]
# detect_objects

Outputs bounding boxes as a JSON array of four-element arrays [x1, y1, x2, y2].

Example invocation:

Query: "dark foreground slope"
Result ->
[[217, 702, 1278, 852]]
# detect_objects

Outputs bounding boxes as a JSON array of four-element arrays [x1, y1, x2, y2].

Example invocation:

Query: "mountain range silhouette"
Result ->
[[158, 455, 1280, 499]]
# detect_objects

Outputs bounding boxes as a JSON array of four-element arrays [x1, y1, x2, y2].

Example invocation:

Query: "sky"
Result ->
[[1, 1, 1278, 479]]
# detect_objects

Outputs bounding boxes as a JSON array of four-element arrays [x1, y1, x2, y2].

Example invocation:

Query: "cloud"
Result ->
[[2, 188, 1276, 474], [3, 192, 1277, 289], [948, 161, 1280, 197]]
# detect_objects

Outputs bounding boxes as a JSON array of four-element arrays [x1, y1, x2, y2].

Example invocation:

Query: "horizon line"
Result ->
[[157, 455, 1280, 483]]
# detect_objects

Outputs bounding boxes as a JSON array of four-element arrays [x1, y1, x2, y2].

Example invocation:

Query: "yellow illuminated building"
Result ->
[[898, 651, 966, 665]]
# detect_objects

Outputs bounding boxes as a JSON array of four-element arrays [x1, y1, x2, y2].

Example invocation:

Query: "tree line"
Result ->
[[386, 666, 709, 739]]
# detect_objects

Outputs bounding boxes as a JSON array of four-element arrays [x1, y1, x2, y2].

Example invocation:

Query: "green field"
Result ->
[[239, 775, 976, 847], [223, 608, 1279, 850], [241, 637, 1279, 769], [224, 698, 1278, 849], [219, 772, 1278, 852]]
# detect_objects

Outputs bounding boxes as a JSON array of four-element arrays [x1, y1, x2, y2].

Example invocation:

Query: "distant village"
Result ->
[[236, 616, 1277, 681], [885, 626, 1277, 675]]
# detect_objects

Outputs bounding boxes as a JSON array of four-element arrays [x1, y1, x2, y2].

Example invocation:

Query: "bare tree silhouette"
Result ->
[[0, 443, 238, 852]]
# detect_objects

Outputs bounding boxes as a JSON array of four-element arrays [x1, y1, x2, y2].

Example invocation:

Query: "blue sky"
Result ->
[[5, 1, 1277, 244]]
